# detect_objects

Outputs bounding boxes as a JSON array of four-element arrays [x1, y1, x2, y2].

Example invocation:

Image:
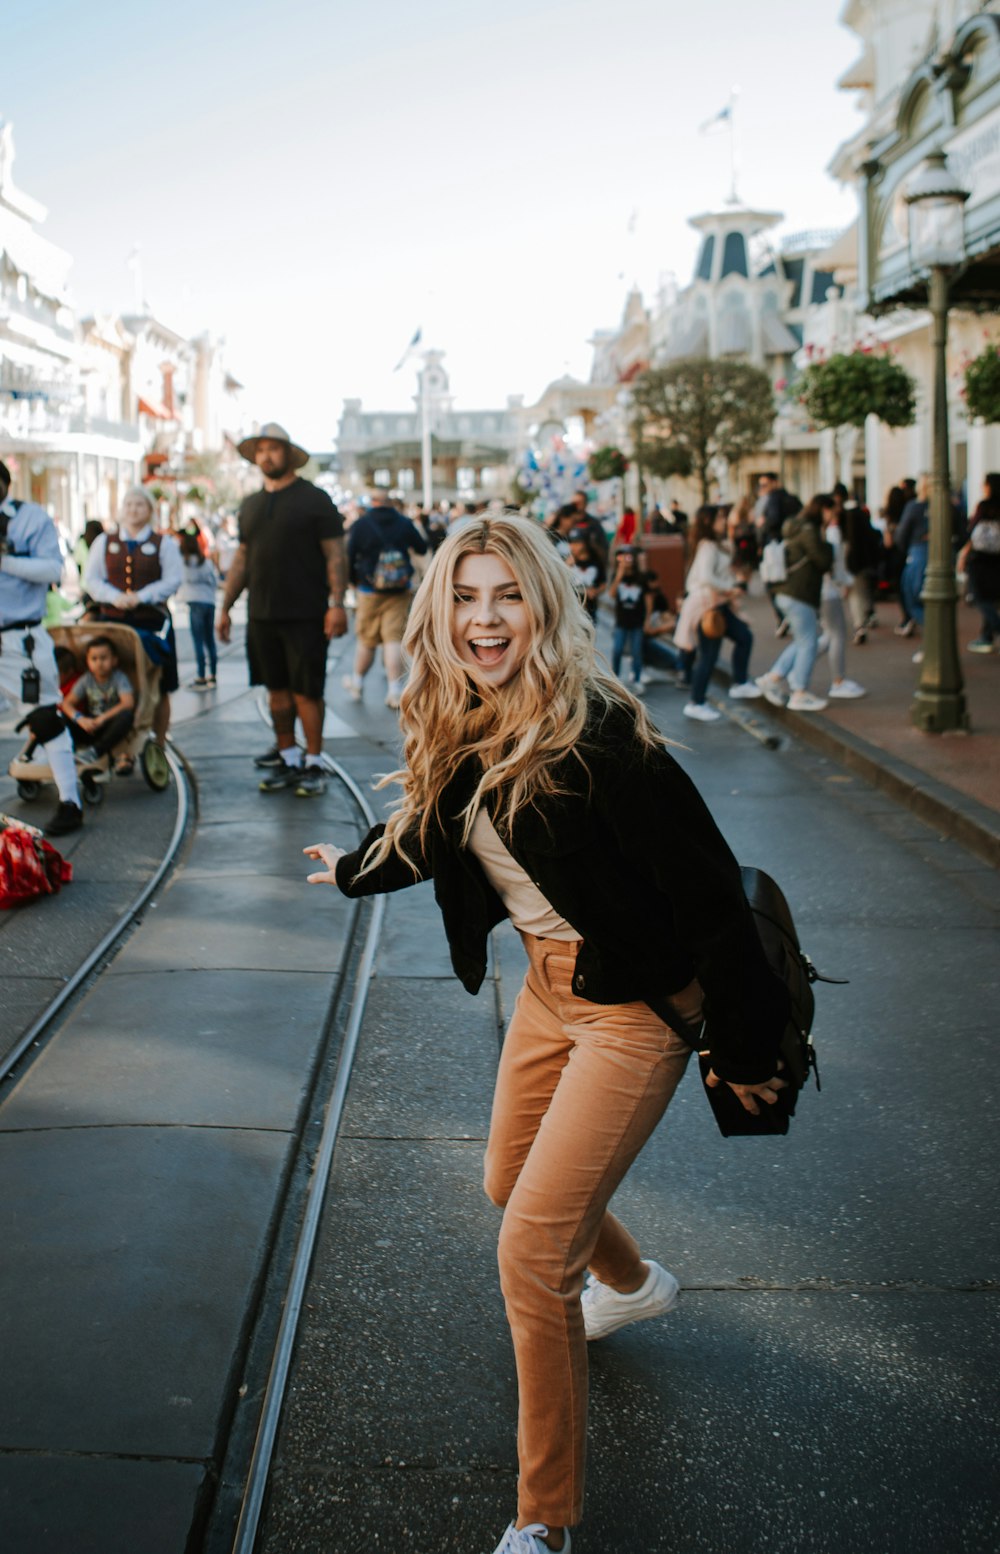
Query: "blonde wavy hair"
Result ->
[[359, 514, 664, 877]]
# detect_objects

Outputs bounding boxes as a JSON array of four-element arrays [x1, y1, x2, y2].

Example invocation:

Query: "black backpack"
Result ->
[[698, 868, 844, 1136]]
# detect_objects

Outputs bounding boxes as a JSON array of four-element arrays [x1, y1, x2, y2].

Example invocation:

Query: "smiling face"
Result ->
[[451, 551, 532, 688]]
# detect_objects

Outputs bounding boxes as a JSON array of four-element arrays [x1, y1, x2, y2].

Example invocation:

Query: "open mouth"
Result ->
[[469, 637, 510, 666]]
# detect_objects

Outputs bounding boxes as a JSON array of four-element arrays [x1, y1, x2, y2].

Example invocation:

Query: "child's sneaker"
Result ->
[[582, 1260, 680, 1340]]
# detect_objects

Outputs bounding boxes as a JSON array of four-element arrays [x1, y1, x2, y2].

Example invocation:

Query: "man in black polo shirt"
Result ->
[[219, 422, 347, 796]]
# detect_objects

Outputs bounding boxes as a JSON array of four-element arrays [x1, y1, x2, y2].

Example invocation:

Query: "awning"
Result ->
[[761, 312, 801, 355], [138, 395, 174, 420]]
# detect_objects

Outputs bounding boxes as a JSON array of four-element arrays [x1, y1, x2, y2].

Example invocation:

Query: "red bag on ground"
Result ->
[[0, 824, 73, 908]]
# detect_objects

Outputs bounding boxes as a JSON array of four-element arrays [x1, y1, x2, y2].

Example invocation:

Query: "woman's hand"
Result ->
[[303, 841, 347, 886], [705, 1063, 788, 1115]]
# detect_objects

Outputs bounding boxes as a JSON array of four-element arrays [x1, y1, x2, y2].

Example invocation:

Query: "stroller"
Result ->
[[8, 621, 172, 809]]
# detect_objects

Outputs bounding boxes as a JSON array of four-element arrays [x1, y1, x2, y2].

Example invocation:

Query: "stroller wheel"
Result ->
[[16, 780, 41, 802], [81, 775, 106, 807], [141, 741, 171, 792]]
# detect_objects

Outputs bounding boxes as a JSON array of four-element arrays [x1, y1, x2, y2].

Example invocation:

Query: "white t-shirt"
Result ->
[[468, 808, 580, 941]]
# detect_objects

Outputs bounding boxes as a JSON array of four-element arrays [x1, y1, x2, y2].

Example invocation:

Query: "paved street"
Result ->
[[257, 669, 1000, 1554], [1, 608, 998, 1554]]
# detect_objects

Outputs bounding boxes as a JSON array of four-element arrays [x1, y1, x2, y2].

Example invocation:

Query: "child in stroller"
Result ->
[[8, 621, 171, 807]]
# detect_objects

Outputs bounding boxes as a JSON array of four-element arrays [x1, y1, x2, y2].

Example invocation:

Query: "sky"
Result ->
[[4, 0, 864, 448]]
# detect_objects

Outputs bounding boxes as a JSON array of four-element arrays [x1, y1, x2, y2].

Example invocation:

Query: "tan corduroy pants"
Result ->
[[483, 934, 696, 1527]]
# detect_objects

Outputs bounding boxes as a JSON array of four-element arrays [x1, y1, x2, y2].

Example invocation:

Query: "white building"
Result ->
[[336, 352, 521, 501], [0, 122, 141, 531], [823, 1, 1000, 511]]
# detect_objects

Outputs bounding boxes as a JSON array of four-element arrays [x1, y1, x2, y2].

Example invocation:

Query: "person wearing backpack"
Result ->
[[756, 493, 834, 712], [344, 493, 428, 709], [757, 473, 802, 635]]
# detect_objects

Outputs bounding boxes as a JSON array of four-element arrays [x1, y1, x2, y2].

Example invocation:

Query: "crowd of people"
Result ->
[[4, 412, 998, 840]]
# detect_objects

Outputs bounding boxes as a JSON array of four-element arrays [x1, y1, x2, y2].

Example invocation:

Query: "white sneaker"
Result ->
[[755, 672, 787, 707], [631, 680, 646, 696], [828, 679, 866, 699], [342, 673, 363, 703], [582, 1260, 680, 1341], [491, 1522, 572, 1554], [683, 701, 720, 722], [912, 650, 924, 664], [385, 679, 404, 710], [787, 689, 828, 712], [729, 682, 763, 700]]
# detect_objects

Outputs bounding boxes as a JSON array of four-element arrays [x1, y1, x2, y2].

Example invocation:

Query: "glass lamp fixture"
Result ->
[[905, 150, 969, 269]]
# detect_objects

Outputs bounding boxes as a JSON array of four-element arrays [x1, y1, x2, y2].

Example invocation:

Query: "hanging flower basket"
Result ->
[[963, 345, 1000, 424], [588, 445, 627, 482], [797, 350, 916, 430]]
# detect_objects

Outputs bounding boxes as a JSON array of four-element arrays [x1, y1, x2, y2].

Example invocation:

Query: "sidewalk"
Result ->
[[729, 587, 1000, 867]]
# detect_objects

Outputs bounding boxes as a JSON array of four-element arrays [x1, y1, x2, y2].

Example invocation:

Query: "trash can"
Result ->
[[640, 534, 686, 611]]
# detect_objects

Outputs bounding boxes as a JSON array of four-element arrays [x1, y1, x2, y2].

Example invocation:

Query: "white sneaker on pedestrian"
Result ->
[[342, 673, 363, 703], [385, 679, 405, 710], [582, 1259, 680, 1341], [787, 689, 828, 712], [631, 680, 646, 696], [683, 701, 720, 722], [755, 672, 787, 706], [912, 650, 924, 664], [491, 1523, 571, 1554], [828, 679, 866, 699], [729, 682, 763, 700]]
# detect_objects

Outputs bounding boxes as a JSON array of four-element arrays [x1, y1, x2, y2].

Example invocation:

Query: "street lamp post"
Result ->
[[905, 150, 970, 733]]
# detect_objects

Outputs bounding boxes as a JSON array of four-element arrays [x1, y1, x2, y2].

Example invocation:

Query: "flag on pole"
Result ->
[[394, 325, 422, 371], [699, 104, 731, 134]]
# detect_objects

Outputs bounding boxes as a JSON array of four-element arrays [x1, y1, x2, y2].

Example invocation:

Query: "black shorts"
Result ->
[[247, 617, 328, 699]]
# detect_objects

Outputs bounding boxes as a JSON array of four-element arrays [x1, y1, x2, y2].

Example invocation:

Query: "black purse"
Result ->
[[663, 867, 844, 1137]]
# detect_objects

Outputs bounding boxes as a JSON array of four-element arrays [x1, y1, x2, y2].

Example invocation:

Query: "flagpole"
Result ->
[[420, 356, 432, 509], [728, 88, 740, 204]]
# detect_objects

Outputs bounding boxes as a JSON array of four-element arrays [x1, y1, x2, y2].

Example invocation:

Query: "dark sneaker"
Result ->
[[295, 763, 327, 797], [46, 801, 84, 837], [259, 765, 302, 792], [253, 745, 285, 769]]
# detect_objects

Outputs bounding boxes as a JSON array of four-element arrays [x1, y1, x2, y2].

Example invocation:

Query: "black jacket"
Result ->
[[336, 700, 789, 1084]]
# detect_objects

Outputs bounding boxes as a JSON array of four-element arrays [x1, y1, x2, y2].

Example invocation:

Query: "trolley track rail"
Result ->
[[0, 741, 192, 1086], [195, 755, 385, 1554]]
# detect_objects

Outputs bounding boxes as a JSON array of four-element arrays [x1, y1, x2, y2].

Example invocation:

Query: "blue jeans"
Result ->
[[900, 543, 928, 627], [643, 636, 684, 673], [188, 601, 217, 677], [689, 605, 753, 705], [772, 595, 820, 692], [612, 625, 644, 683]]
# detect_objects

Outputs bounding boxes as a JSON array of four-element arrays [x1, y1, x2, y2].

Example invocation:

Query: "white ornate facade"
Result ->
[[821, 0, 1000, 510], [0, 122, 140, 531]]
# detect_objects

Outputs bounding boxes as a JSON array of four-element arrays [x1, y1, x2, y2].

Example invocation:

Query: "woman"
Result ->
[[756, 493, 834, 712], [675, 504, 762, 723], [959, 473, 1000, 653], [819, 503, 865, 700], [83, 484, 183, 748], [304, 517, 788, 1554], [178, 523, 219, 688]]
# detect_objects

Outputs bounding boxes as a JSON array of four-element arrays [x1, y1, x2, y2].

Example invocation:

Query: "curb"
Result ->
[[738, 689, 1000, 871]]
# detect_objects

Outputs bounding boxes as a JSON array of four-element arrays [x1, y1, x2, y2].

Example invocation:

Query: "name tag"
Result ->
[[141, 542, 158, 555]]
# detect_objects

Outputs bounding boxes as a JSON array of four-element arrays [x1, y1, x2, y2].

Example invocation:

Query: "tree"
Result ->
[[631, 358, 776, 503], [963, 344, 1000, 424], [797, 350, 916, 430]]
